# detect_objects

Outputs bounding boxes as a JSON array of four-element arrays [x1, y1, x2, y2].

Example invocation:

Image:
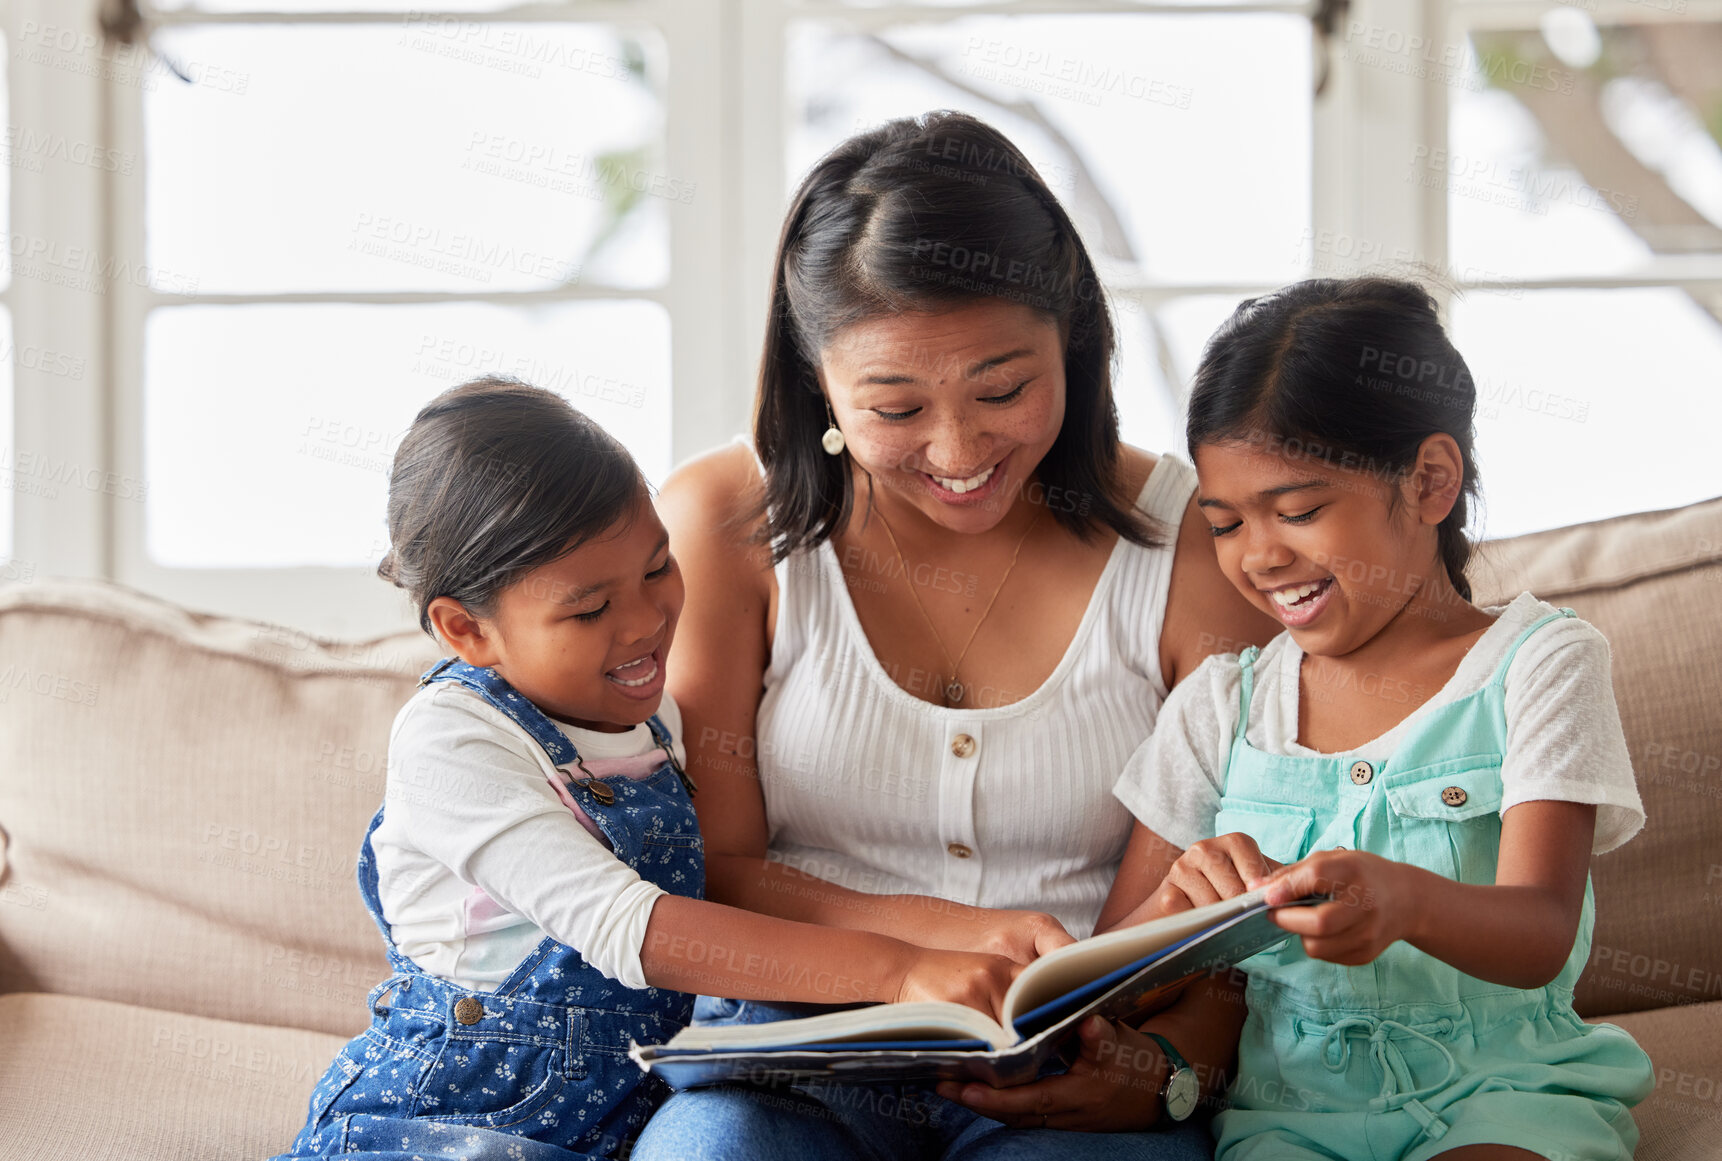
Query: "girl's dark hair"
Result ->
[[1186, 277, 1481, 600], [753, 109, 1158, 561], [379, 376, 644, 635]]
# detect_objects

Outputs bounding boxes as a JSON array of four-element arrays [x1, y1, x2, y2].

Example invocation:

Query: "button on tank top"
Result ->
[[755, 452, 1198, 939]]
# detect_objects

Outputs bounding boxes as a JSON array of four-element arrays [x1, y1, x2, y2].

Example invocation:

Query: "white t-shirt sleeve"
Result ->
[[1501, 614, 1645, 854], [384, 687, 667, 988], [1112, 653, 1238, 852]]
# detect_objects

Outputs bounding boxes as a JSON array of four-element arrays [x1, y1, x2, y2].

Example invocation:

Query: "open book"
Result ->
[[630, 890, 1322, 1089]]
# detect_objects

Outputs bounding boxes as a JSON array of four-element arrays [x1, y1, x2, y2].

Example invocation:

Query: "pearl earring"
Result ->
[[821, 400, 845, 456]]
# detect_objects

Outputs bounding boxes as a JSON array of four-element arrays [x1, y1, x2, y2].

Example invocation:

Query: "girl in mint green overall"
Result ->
[[1107, 278, 1654, 1161]]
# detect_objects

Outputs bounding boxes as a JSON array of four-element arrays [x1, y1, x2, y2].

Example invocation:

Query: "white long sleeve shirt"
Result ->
[[370, 682, 684, 991]]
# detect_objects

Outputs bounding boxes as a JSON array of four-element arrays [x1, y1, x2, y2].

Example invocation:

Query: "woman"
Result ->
[[632, 111, 1277, 1159]]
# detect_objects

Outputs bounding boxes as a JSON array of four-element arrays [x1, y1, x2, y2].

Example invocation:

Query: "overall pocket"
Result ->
[[1213, 798, 1317, 867], [303, 1046, 365, 1129], [414, 1034, 574, 1130], [1382, 760, 1504, 883]]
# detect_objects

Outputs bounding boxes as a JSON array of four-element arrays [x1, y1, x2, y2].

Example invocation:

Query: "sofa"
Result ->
[[0, 494, 1717, 1160]]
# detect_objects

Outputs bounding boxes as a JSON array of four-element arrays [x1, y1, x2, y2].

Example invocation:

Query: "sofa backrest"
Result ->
[[1468, 494, 1722, 1016], [0, 496, 1717, 1032], [0, 580, 438, 1036]]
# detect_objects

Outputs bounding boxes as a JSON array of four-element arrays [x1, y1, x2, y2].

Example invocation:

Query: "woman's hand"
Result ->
[[1151, 832, 1281, 917], [934, 1016, 1174, 1131], [893, 900, 1076, 965], [893, 948, 1022, 1023], [1253, 848, 1418, 966], [962, 907, 1078, 964]]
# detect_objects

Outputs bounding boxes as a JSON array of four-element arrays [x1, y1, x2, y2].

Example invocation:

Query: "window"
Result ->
[[1439, 1, 1722, 535], [104, 0, 726, 633], [8, 0, 1716, 633]]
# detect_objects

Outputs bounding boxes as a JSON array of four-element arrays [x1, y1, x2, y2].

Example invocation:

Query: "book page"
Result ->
[[661, 1001, 1013, 1052], [1000, 890, 1266, 1028]]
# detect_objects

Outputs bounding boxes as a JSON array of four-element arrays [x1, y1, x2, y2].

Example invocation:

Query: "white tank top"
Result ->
[[755, 452, 1198, 939]]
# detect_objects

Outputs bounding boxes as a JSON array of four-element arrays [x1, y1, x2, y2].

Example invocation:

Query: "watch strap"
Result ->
[[1144, 1031, 1198, 1123]]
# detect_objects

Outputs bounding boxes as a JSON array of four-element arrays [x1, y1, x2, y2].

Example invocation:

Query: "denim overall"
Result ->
[[1213, 610, 1652, 1161], [275, 660, 704, 1161]]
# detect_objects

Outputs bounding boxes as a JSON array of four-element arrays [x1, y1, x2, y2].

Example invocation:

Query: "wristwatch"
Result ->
[[1144, 1031, 1199, 1123]]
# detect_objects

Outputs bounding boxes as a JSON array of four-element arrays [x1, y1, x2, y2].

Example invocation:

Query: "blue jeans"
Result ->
[[630, 999, 1216, 1161]]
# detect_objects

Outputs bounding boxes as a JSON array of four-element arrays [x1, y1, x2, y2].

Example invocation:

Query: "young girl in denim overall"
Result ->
[[1109, 279, 1654, 1161], [273, 378, 1019, 1161]]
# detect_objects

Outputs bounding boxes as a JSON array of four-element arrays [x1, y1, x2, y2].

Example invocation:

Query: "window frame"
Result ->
[[14, 0, 1715, 635]]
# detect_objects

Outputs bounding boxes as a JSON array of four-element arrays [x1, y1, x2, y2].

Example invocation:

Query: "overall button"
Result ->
[[1441, 786, 1469, 807], [453, 997, 484, 1026], [947, 842, 974, 859], [951, 734, 977, 759], [1349, 760, 1374, 786]]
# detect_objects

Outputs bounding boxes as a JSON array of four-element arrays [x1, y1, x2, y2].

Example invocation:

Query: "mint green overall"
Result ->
[[1214, 610, 1653, 1161]]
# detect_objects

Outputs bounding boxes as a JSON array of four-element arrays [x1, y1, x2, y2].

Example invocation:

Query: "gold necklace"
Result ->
[[872, 500, 1043, 706]]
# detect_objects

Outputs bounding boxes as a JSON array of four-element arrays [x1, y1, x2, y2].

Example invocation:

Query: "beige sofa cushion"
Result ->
[[1596, 1001, 1722, 1159], [0, 991, 345, 1160], [0, 580, 438, 1035], [1469, 495, 1722, 1016]]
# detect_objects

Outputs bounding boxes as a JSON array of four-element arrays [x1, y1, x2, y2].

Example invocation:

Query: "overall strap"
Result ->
[[1485, 607, 1577, 689], [417, 657, 693, 799], [418, 657, 579, 765], [1234, 645, 1262, 744]]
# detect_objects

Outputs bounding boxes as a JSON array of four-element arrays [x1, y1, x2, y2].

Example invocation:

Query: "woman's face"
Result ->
[[819, 298, 1067, 536]]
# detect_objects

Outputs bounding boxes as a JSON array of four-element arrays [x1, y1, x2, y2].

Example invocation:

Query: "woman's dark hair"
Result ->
[[753, 109, 1158, 561], [1186, 277, 1481, 599], [379, 376, 644, 635]]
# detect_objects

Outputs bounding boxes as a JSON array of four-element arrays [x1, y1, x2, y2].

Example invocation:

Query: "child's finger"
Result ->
[[1269, 900, 1360, 938], [1258, 858, 1325, 906], [1298, 933, 1381, 966]]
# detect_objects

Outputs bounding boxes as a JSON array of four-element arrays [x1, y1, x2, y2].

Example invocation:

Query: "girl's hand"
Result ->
[[894, 948, 1022, 1022], [934, 1015, 1174, 1131], [1252, 849, 1420, 966], [1153, 832, 1282, 917]]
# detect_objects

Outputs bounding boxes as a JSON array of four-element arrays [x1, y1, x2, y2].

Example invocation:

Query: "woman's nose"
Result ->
[[922, 409, 989, 475]]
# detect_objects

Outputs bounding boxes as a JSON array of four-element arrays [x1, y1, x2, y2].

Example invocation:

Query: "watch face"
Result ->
[[1165, 1068, 1200, 1122]]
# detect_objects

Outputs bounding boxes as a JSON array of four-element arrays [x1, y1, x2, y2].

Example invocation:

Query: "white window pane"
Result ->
[[803, 0, 1290, 9], [1451, 288, 1722, 538], [0, 34, 11, 294], [145, 301, 670, 568], [0, 309, 13, 563], [146, 23, 669, 294], [1446, 21, 1722, 278], [787, 15, 1311, 285], [1113, 293, 1253, 458], [153, 0, 516, 10]]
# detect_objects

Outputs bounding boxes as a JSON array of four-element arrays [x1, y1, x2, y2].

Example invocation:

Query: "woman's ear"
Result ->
[[426, 597, 502, 668], [1408, 434, 1465, 527]]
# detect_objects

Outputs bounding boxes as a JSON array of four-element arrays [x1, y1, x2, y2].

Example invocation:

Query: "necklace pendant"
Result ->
[[945, 678, 965, 704]]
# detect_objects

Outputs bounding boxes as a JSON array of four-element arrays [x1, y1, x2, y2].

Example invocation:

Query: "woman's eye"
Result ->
[[1208, 521, 1242, 538], [1281, 507, 1323, 525], [872, 406, 920, 422], [573, 603, 609, 622], [647, 556, 675, 579], [981, 379, 1031, 404]]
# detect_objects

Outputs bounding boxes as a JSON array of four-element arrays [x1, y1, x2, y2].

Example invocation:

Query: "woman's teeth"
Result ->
[[607, 655, 657, 687], [1271, 579, 1330, 608], [931, 465, 995, 494]]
